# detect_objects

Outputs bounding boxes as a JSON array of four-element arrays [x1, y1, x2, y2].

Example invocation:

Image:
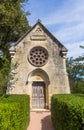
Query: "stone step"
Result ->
[[31, 109, 50, 112]]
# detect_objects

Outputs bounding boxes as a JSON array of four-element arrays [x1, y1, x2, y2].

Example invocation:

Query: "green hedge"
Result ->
[[51, 94, 84, 130], [0, 95, 30, 130]]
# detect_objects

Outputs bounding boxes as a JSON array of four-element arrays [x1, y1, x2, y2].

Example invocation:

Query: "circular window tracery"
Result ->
[[29, 46, 48, 67]]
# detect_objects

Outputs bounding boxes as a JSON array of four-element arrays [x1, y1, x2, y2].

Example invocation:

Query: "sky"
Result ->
[[23, 0, 84, 58]]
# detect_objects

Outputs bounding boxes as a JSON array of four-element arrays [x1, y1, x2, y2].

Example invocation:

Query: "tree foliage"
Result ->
[[0, 0, 30, 57], [67, 48, 84, 93], [0, 56, 10, 94], [0, 0, 30, 94], [80, 45, 84, 49]]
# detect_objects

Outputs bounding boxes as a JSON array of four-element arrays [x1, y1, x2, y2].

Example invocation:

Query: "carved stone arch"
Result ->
[[27, 69, 50, 109], [28, 69, 49, 83]]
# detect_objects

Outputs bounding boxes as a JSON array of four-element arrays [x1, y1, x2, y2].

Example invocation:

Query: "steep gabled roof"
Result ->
[[15, 19, 67, 51]]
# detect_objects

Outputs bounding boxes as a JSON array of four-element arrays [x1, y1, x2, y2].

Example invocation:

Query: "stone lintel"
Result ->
[[30, 35, 46, 41]]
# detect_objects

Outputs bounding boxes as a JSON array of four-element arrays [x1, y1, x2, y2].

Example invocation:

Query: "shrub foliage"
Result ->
[[0, 56, 10, 94], [51, 94, 84, 130], [0, 95, 30, 130]]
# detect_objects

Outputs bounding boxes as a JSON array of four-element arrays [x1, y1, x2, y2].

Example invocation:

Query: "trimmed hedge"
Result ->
[[0, 95, 30, 130], [51, 94, 84, 130]]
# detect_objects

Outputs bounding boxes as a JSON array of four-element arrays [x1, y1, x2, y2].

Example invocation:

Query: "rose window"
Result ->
[[29, 46, 48, 67]]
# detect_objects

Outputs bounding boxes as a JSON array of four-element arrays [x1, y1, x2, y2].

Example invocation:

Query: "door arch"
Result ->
[[27, 69, 50, 109]]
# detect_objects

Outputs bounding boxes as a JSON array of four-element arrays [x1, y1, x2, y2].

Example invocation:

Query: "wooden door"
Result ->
[[32, 82, 45, 108]]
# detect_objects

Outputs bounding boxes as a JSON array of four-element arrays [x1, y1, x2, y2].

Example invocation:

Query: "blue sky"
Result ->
[[23, 0, 84, 58]]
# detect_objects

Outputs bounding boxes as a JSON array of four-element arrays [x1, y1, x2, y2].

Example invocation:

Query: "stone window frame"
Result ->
[[28, 46, 48, 67]]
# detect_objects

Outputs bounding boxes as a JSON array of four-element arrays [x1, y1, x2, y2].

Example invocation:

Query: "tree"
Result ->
[[0, 0, 31, 58], [0, 56, 10, 94], [80, 45, 84, 49], [0, 0, 31, 94], [67, 47, 84, 93]]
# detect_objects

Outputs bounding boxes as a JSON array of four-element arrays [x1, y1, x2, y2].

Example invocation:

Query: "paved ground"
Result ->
[[27, 111, 55, 130]]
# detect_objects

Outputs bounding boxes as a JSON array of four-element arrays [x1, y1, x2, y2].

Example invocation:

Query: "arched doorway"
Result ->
[[27, 69, 50, 109]]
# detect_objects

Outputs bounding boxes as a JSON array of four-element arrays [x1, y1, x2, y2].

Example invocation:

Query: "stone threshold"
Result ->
[[31, 108, 50, 112]]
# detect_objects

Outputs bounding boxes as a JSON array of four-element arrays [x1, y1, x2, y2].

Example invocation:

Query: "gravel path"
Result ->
[[27, 111, 54, 130]]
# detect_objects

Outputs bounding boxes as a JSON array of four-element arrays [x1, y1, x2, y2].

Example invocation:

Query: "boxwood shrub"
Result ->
[[0, 95, 30, 130], [51, 94, 84, 130]]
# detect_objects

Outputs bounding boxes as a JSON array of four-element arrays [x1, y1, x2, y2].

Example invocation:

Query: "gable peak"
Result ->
[[36, 19, 42, 23]]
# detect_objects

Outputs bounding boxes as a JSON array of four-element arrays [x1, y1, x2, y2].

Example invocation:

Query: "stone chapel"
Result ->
[[8, 20, 70, 109]]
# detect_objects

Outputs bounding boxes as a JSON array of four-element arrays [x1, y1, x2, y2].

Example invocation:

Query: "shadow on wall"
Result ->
[[41, 115, 54, 130]]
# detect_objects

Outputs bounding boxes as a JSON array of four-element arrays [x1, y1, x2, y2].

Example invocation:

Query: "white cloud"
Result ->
[[55, 22, 84, 43], [25, 0, 84, 58], [43, 0, 84, 25], [66, 41, 84, 58], [42, 0, 84, 58]]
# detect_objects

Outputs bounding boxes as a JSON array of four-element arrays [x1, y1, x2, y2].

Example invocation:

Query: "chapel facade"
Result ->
[[8, 20, 70, 109]]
